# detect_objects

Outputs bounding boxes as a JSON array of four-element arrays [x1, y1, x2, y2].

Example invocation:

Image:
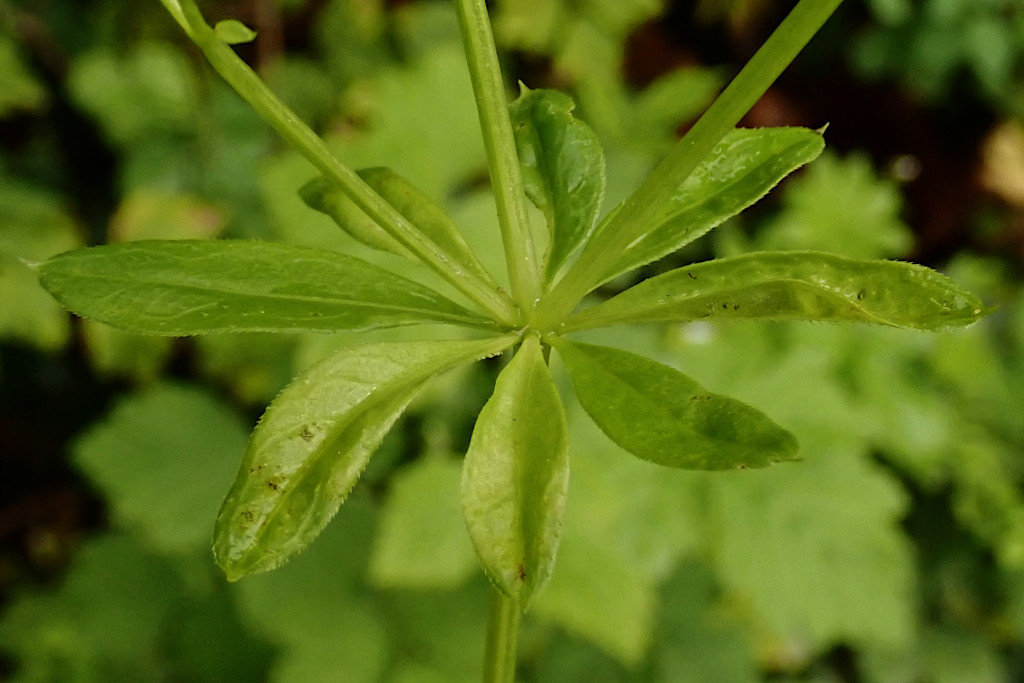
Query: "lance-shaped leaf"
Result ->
[[214, 334, 516, 580], [37, 240, 494, 334], [461, 335, 569, 608], [593, 127, 824, 285], [509, 86, 606, 281], [564, 251, 990, 333], [551, 339, 798, 470], [299, 167, 495, 286]]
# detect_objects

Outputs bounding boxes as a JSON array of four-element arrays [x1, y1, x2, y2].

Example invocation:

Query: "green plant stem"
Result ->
[[533, 0, 845, 332], [453, 0, 542, 316], [159, 0, 519, 328], [483, 586, 521, 683]]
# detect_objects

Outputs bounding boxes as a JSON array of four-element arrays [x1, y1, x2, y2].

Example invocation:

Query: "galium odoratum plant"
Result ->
[[35, 0, 988, 679]]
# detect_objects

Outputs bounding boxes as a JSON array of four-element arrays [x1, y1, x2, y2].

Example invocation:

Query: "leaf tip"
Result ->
[[297, 175, 331, 209], [19, 257, 43, 272], [214, 18, 258, 45]]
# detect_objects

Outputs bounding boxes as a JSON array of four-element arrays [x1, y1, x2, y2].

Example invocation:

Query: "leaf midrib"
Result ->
[[49, 269, 488, 324]]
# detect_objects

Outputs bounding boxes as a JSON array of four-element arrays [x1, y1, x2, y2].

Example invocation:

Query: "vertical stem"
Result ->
[[453, 0, 542, 316], [483, 586, 521, 683], [534, 0, 845, 330]]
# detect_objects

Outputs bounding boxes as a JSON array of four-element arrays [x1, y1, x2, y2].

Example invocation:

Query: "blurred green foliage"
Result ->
[[854, 0, 1024, 108], [2, 0, 1023, 680]]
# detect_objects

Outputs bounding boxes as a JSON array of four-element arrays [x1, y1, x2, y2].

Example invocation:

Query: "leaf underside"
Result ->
[[461, 335, 569, 607], [37, 240, 493, 334], [552, 338, 798, 470], [566, 251, 990, 332], [213, 334, 516, 580]]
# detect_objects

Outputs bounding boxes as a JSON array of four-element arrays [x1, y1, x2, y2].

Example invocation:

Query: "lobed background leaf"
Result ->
[[73, 383, 249, 555], [5, 0, 1021, 680], [566, 251, 989, 332], [37, 240, 494, 335], [369, 458, 478, 589], [231, 500, 389, 683]]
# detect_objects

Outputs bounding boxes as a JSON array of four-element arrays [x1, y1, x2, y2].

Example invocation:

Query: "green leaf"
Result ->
[[509, 86, 606, 280], [72, 383, 249, 555], [0, 180, 82, 350], [461, 335, 569, 607], [231, 500, 389, 682], [551, 339, 798, 470], [213, 335, 515, 580], [37, 240, 496, 335], [758, 151, 914, 258], [708, 443, 916, 648], [594, 127, 824, 284], [66, 42, 197, 144], [214, 19, 257, 45], [327, 45, 484, 199], [299, 176, 406, 255], [0, 36, 48, 116], [382, 581, 490, 680], [652, 562, 760, 683], [565, 251, 990, 332], [81, 320, 175, 382], [532, 527, 657, 666], [0, 533, 184, 680], [368, 458, 478, 589], [108, 190, 227, 241], [299, 167, 494, 285]]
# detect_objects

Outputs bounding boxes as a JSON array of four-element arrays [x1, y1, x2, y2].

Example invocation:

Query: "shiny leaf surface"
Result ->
[[566, 251, 990, 332], [594, 127, 824, 284], [509, 87, 605, 280], [38, 240, 494, 334], [552, 339, 798, 470], [213, 335, 516, 580]]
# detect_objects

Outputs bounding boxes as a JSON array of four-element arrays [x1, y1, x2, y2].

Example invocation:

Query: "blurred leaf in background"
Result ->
[[757, 150, 914, 258], [0, 33, 47, 117], [72, 383, 248, 556], [0, 180, 82, 352], [853, 0, 1024, 106], [3, 0, 1024, 681]]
